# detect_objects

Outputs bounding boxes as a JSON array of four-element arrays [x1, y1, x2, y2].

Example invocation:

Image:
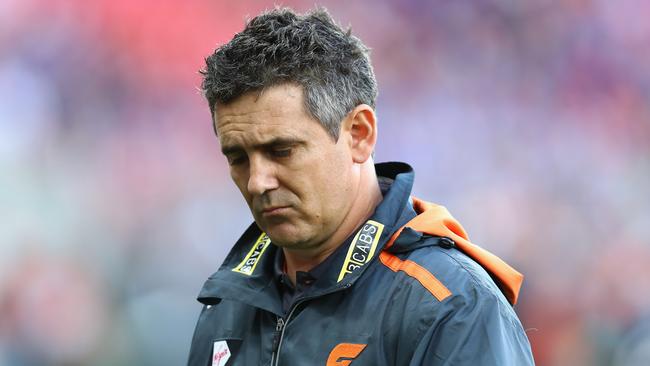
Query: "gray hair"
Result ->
[[200, 7, 378, 139]]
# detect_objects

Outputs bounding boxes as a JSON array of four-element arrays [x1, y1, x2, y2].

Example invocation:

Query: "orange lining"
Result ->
[[409, 197, 523, 305], [379, 252, 451, 302]]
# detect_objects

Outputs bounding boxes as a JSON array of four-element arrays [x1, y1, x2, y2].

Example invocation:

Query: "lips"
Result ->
[[261, 206, 290, 215]]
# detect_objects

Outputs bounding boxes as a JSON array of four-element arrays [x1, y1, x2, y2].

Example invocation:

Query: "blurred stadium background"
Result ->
[[1, 0, 649, 365]]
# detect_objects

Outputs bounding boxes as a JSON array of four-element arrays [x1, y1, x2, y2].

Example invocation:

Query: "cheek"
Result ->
[[288, 145, 351, 211], [230, 171, 251, 200], [315, 154, 353, 205]]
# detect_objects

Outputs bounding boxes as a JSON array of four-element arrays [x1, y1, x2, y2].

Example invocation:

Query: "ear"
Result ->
[[340, 104, 377, 164]]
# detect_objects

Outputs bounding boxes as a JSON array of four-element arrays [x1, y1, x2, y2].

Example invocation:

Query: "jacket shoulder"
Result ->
[[378, 235, 534, 364], [381, 234, 512, 308]]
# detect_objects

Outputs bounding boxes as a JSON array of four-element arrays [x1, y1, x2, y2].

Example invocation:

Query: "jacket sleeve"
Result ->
[[407, 284, 535, 366]]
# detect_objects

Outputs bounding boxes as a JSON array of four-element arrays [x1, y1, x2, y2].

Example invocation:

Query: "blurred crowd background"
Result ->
[[1, 0, 649, 365]]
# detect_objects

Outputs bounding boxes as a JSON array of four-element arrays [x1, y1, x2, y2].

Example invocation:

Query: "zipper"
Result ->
[[269, 283, 353, 365], [270, 305, 298, 366], [271, 316, 284, 358]]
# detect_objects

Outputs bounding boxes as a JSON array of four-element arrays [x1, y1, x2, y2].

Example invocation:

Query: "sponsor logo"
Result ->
[[326, 343, 367, 366], [232, 233, 272, 275], [337, 220, 384, 282], [212, 340, 231, 366]]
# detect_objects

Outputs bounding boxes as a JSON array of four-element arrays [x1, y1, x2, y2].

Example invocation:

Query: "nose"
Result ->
[[247, 156, 279, 196]]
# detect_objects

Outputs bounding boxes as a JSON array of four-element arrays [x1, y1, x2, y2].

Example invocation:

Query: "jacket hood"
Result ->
[[385, 196, 524, 305]]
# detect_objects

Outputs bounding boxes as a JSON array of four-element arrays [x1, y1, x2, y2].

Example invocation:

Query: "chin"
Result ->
[[265, 226, 310, 249], [266, 233, 302, 248]]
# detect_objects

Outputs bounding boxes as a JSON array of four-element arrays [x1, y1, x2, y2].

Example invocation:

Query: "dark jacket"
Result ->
[[188, 162, 534, 366]]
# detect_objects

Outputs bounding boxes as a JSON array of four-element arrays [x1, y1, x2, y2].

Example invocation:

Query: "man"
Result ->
[[188, 7, 534, 366]]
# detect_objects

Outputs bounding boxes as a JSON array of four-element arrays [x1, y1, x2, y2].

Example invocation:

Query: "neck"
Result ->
[[283, 161, 382, 284]]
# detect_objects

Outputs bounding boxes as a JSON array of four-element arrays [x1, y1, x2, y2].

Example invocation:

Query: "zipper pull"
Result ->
[[272, 317, 285, 353]]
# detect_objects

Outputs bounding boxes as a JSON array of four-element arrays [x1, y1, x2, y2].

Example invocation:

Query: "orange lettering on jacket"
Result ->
[[326, 343, 367, 366]]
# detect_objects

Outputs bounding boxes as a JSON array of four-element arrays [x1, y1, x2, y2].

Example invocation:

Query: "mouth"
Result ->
[[261, 206, 291, 216]]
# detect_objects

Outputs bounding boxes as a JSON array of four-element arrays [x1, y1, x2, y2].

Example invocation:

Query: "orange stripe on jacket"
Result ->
[[383, 196, 523, 305], [379, 252, 452, 302]]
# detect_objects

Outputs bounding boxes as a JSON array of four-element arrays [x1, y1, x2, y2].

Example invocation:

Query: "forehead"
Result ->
[[214, 84, 324, 147]]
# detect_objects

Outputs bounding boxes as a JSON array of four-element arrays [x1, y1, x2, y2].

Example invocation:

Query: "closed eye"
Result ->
[[269, 147, 292, 158], [225, 152, 248, 166]]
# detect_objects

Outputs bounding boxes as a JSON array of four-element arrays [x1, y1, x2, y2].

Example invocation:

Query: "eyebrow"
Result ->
[[221, 137, 305, 156]]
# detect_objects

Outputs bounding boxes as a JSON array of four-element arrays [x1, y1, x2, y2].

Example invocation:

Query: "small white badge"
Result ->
[[212, 340, 231, 366]]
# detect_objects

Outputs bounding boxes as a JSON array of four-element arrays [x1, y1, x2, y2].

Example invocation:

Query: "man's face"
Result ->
[[215, 84, 355, 250]]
